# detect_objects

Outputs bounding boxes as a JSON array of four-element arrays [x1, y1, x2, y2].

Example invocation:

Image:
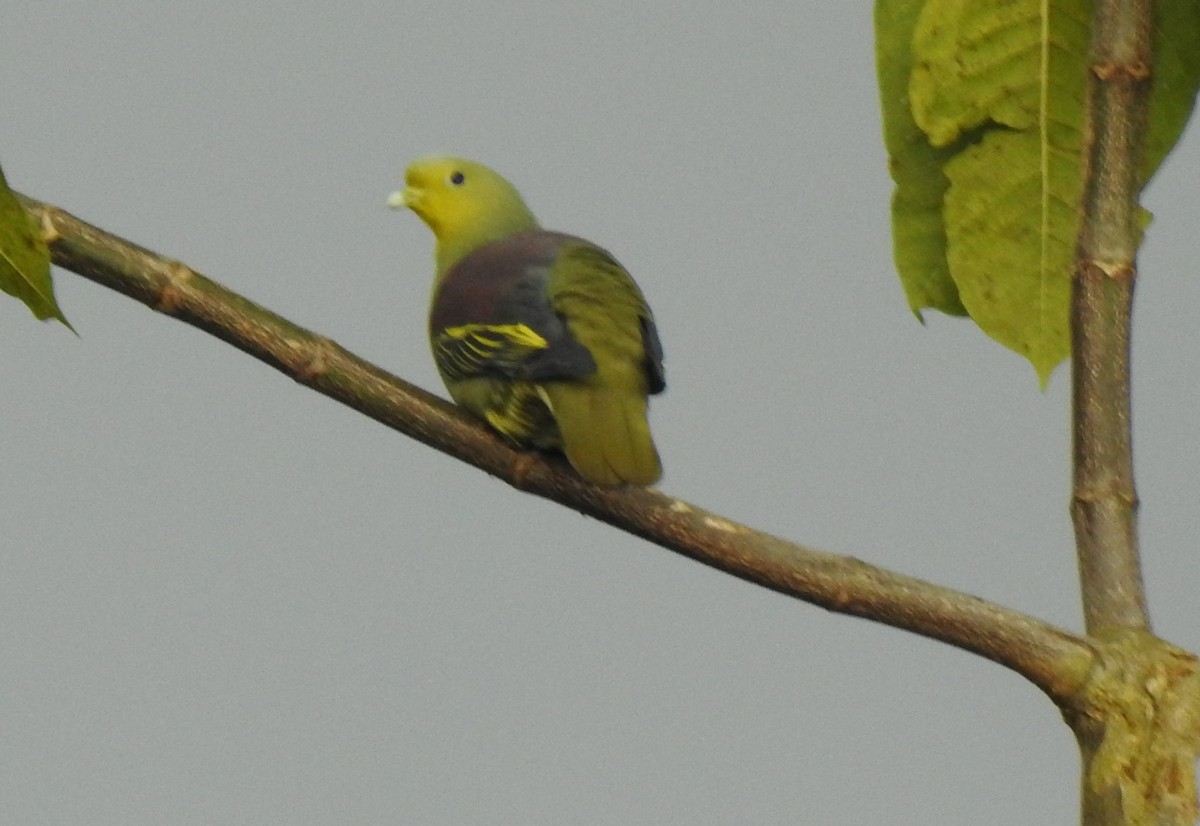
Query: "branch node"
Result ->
[[702, 515, 745, 534], [510, 451, 540, 490], [1072, 481, 1139, 509], [1075, 258, 1135, 281], [294, 336, 336, 382], [156, 262, 194, 314], [37, 210, 62, 244], [1067, 631, 1200, 823], [1092, 61, 1152, 82]]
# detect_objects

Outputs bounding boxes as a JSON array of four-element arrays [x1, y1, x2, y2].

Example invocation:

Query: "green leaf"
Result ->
[[943, 128, 1080, 380], [0, 164, 73, 330], [1143, 0, 1200, 186], [912, 0, 1091, 384], [876, 0, 1200, 384], [874, 0, 967, 318]]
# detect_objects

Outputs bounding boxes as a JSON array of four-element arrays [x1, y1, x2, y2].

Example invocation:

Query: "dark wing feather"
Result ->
[[641, 316, 666, 395], [430, 231, 597, 384]]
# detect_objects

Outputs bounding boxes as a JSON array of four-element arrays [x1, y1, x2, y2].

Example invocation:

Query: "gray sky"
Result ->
[[2, 3, 1197, 824]]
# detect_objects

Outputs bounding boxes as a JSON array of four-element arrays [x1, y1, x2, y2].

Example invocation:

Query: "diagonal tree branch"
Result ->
[[18, 192, 1095, 707]]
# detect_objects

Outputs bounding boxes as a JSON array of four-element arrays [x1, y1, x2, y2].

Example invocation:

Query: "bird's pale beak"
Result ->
[[386, 187, 418, 210]]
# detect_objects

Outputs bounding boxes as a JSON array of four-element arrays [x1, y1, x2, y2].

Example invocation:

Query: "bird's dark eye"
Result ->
[[449, 171, 465, 186]]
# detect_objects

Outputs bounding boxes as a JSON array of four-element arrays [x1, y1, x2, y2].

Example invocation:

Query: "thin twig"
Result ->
[[19, 192, 1095, 706]]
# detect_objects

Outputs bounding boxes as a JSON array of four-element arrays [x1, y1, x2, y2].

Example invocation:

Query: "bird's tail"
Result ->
[[541, 377, 661, 486]]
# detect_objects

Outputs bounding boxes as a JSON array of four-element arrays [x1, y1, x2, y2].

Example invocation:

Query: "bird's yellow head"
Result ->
[[389, 156, 539, 274]]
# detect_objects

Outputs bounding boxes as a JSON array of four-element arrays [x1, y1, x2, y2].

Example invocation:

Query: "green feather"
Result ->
[[541, 245, 660, 485], [540, 375, 660, 487]]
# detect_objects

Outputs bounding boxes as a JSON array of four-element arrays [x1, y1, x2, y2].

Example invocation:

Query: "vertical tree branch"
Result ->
[[1066, 2, 1198, 824], [1071, 0, 1153, 636]]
